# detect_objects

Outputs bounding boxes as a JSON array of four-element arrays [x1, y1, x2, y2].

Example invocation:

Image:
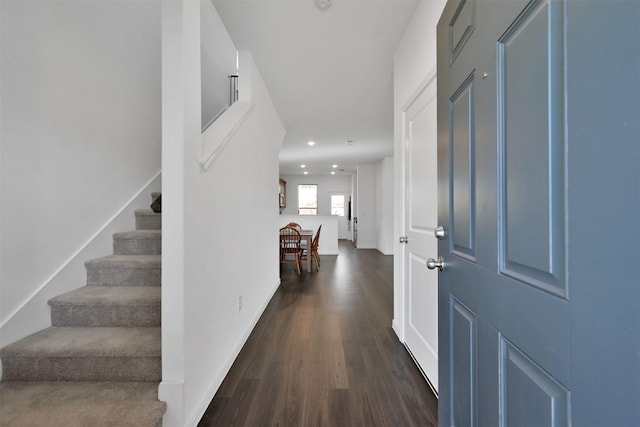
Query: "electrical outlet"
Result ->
[[238, 296, 242, 312]]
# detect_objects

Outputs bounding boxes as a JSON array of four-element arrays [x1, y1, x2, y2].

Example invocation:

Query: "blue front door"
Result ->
[[436, 0, 640, 425]]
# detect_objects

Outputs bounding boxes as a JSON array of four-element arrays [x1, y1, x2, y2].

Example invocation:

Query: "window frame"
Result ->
[[297, 184, 318, 216]]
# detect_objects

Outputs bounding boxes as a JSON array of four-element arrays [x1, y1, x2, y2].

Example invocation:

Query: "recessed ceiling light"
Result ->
[[300, 164, 306, 168], [307, 141, 315, 146], [332, 164, 338, 168], [331, 171, 336, 175], [303, 171, 308, 175], [314, 0, 332, 11]]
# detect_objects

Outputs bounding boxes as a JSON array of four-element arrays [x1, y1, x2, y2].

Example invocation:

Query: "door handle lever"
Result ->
[[399, 236, 408, 244]]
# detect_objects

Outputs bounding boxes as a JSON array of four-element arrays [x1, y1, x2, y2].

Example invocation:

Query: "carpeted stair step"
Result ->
[[0, 326, 161, 382], [86, 255, 161, 286], [0, 192, 165, 425], [113, 230, 161, 255], [0, 381, 166, 427], [135, 209, 161, 230], [49, 286, 161, 327]]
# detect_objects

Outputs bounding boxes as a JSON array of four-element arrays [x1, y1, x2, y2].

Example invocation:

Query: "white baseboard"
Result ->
[[392, 318, 403, 341], [185, 278, 281, 427]]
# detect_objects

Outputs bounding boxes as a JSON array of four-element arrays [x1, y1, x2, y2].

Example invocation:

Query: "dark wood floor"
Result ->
[[199, 240, 438, 426]]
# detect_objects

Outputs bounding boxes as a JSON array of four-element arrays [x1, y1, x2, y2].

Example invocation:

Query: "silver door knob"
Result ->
[[434, 226, 445, 239], [399, 236, 408, 243], [426, 257, 445, 271]]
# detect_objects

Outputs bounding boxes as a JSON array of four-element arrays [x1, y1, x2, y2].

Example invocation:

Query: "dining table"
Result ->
[[280, 228, 314, 273], [298, 230, 314, 273]]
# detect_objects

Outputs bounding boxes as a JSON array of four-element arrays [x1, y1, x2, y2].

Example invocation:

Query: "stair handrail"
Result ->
[[199, 100, 253, 172]]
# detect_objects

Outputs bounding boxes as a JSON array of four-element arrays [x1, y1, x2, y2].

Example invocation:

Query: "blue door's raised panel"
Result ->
[[499, 336, 570, 427], [448, 0, 476, 64], [497, 0, 567, 298], [451, 296, 477, 427], [449, 73, 476, 261]]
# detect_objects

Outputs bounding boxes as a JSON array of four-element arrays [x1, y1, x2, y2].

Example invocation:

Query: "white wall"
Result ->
[[392, 0, 446, 338], [355, 164, 377, 249], [160, 2, 285, 425], [0, 0, 161, 349], [376, 157, 394, 255]]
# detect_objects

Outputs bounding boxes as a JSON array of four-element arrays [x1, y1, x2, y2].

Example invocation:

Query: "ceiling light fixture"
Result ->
[[332, 164, 338, 168], [300, 164, 306, 168], [314, 0, 332, 11], [331, 171, 336, 175], [304, 171, 309, 175], [307, 141, 315, 146]]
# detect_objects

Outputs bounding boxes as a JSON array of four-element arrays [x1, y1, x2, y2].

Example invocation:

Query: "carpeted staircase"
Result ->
[[0, 194, 165, 427]]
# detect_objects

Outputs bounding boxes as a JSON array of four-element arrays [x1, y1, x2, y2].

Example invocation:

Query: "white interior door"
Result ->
[[401, 74, 439, 393]]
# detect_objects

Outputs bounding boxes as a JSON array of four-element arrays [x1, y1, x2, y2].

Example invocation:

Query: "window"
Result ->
[[331, 194, 345, 216], [298, 184, 317, 215]]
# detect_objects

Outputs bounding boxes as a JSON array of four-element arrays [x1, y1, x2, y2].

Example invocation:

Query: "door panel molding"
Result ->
[[448, 0, 476, 64], [499, 335, 570, 427], [449, 72, 477, 261], [497, 0, 567, 298], [450, 296, 477, 427], [408, 82, 438, 233], [408, 254, 437, 355]]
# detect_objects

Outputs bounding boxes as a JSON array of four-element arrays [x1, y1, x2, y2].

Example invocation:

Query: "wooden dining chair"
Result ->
[[279, 226, 302, 274], [286, 222, 307, 250], [302, 224, 322, 271]]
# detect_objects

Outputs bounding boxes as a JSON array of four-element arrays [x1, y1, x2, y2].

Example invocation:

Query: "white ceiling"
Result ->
[[213, 0, 419, 176]]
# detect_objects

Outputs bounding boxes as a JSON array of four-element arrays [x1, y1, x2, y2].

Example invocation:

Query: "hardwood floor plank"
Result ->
[[244, 362, 285, 426], [327, 389, 350, 426], [199, 240, 437, 426], [325, 314, 349, 390]]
